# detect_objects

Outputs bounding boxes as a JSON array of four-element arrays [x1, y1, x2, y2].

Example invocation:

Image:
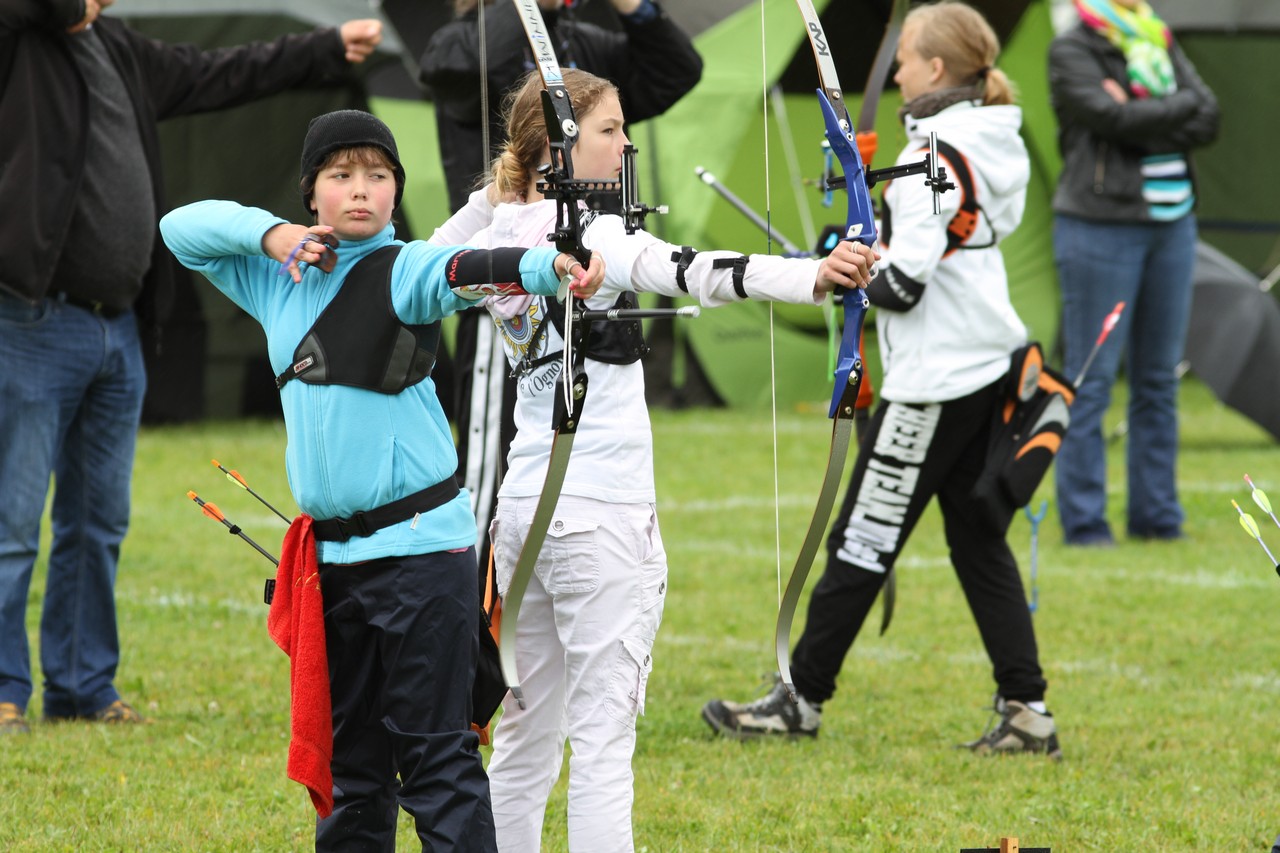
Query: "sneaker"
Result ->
[[88, 700, 146, 724], [701, 674, 821, 740], [46, 699, 147, 725], [963, 695, 1062, 760], [0, 702, 30, 735]]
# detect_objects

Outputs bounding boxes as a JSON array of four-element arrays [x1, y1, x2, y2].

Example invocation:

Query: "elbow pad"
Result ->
[[865, 263, 925, 311]]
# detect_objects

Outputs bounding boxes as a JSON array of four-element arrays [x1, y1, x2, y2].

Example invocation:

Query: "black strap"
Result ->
[[51, 292, 129, 318], [711, 255, 749, 299], [670, 246, 698, 293], [312, 477, 460, 542]]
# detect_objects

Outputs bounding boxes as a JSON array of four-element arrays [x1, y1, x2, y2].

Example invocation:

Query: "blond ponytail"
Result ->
[[906, 1, 1016, 106]]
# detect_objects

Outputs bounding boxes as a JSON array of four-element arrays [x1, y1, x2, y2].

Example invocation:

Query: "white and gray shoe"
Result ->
[[702, 674, 821, 740], [963, 695, 1062, 760]]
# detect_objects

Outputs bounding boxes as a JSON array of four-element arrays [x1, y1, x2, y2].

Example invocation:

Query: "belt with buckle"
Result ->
[[52, 292, 129, 318]]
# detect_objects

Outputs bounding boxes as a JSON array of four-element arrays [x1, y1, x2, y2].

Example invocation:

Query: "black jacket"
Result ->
[[419, 1, 702, 212], [0, 0, 351, 326], [1048, 22, 1219, 223]]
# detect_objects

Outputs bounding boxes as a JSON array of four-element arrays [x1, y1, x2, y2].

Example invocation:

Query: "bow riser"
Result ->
[[774, 0, 880, 703], [816, 89, 873, 419]]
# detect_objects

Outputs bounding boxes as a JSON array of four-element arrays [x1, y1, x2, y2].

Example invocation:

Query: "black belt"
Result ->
[[312, 477, 460, 542], [52, 292, 129, 318]]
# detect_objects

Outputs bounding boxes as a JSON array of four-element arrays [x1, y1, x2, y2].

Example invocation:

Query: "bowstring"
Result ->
[[479, 0, 493, 288], [760, 0, 781, 609]]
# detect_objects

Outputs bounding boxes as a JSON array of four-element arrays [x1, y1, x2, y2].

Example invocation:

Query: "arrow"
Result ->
[[1231, 499, 1280, 576], [211, 459, 292, 523], [1244, 474, 1280, 532], [1074, 301, 1126, 387], [1023, 500, 1048, 613], [187, 490, 279, 566]]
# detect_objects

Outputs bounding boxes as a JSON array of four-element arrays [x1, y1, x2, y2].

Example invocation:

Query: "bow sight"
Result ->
[[822, 131, 957, 215]]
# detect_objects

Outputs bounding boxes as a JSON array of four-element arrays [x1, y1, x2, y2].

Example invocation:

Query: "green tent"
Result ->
[[117, 0, 1270, 418], [623, 0, 1064, 409], [623, 0, 1273, 410]]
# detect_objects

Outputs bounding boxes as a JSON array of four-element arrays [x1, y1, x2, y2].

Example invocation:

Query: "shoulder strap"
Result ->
[[931, 139, 995, 258]]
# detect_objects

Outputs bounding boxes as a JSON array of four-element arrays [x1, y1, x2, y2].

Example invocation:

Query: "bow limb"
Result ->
[[499, 0, 592, 710], [775, 0, 873, 703], [854, 0, 911, 163]]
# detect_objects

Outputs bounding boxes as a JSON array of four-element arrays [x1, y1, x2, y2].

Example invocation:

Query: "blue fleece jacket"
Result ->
[[161, 200, 562, 563]]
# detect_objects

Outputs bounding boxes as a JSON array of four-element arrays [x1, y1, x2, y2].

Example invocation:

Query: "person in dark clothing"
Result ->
[[1048, 0, 1219, 547], [420, 0, 702, 213], [418, 0, 703, 579], [0, 0, 383, 736]]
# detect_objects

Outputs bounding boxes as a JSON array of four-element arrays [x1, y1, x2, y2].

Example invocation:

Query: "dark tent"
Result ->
[[117, 0, 1276, 417], [114, 0, 419, 422]]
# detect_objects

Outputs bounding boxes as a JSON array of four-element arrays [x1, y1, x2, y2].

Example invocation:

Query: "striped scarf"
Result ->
[[1075, 0, 1175, 99], [1077, 0, 1191, 221]]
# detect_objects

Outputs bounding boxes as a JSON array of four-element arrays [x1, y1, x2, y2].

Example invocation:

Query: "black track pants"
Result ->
[[791, 380, 1048, 706]]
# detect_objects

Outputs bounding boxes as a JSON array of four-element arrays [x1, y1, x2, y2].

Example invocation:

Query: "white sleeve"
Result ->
[[428, 187, 495, 247], [582, 214, 823, 307]]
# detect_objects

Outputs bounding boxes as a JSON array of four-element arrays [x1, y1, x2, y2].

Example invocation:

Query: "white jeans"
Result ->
[[489, 494, 667, 853]]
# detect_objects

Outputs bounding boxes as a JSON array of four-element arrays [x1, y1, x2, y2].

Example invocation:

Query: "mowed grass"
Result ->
[[2, 378, 1278, 851]]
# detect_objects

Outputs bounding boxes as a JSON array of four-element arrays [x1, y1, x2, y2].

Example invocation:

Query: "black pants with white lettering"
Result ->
[[791, 380, 1048, 706]]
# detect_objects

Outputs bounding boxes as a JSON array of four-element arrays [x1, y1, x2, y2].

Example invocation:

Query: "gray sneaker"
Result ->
[[702, 674, 821, 740], [964, 695, 1062, 760]]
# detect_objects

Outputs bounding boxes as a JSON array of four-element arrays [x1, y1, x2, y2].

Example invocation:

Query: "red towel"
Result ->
[[267, 515, 333, 818]]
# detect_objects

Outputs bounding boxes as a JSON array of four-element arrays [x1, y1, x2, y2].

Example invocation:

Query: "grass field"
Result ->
[[2, 377, 1278, 851]]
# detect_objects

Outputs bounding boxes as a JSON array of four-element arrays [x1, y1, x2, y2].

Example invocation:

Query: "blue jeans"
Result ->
[[1052, 213, 1196, 544], [0, 294, 145, 716]]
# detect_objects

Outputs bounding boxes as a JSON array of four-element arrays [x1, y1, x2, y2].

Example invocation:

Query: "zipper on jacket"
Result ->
[[1093, 141, 1107, 194]]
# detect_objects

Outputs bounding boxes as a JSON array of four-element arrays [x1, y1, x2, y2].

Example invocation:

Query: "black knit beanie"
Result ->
[[300, 110, 405, 214]]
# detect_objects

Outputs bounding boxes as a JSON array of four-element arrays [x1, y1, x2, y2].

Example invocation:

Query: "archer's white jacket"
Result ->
[[876, 100, 1029, 403], [438, 195, 828, 504]]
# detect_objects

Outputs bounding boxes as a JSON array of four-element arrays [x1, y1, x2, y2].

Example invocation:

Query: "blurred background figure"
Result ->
[[0, 0, 381, 735], [1048, 0, 1219, 546]]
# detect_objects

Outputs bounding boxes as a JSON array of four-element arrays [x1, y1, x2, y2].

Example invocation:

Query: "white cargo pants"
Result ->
[[489, 494, 668, 853]]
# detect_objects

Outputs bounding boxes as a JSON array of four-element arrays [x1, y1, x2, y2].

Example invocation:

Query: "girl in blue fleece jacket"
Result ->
[[161, 109, 601, 852]]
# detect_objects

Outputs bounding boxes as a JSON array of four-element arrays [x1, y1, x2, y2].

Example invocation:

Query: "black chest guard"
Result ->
[[515, 290, 650, 377], [549, 290, 650, 365], [275, 246, 440, 394]]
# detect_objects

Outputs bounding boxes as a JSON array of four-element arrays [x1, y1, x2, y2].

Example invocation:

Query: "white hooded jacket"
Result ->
[[875, 99, 1029, 403]]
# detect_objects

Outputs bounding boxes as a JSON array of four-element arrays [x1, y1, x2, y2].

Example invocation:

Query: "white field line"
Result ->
[[117, 589, 264, 618], [663, 476, 1260, 514]]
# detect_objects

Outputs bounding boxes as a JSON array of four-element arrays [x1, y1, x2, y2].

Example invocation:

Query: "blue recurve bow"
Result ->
[[775, 0, 951, 701]]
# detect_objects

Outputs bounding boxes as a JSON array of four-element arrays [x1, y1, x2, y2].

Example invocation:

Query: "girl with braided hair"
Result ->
[[432, 67, 878, 852]]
